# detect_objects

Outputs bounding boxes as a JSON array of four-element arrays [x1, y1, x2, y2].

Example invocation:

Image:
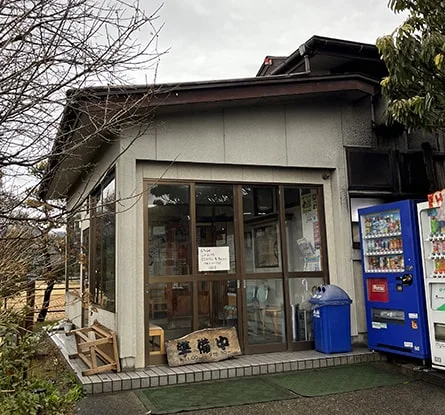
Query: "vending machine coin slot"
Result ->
[[396, 273, 413, 286]]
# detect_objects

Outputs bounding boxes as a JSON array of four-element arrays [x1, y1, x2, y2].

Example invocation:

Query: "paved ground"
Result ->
[[76, 362, 445, 415]]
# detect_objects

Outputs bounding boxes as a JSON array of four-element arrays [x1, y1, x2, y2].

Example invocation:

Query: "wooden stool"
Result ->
[[149, 323, 165, 355], [67, 322, 121, 376]]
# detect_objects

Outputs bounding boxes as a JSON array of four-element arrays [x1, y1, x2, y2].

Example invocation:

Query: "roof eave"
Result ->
[[40, 73, 379, 200], [270, 35, 380, 76]]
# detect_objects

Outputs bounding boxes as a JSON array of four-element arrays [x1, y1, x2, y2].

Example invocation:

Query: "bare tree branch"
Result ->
[[0, 0, 165, 325]]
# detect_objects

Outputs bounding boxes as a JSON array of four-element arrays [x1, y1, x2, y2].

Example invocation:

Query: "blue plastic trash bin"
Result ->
[[309, 285, 352, 354]]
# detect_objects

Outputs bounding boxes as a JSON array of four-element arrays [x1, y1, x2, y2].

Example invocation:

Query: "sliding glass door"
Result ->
[[144, 180, 329, 362]]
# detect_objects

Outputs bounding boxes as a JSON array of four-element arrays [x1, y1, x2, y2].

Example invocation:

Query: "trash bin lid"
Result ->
[[309, 284, 352, 306]]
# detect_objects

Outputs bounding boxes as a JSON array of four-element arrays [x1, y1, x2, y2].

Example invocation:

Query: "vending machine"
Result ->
[[358, 200, 430, 360], [418, 198, 445, 369]]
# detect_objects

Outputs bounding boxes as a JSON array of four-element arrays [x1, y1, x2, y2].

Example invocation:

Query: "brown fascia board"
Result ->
[[71, 72, 379, 108], [143, 75, 378, 109], [270, 35, 380, 75]]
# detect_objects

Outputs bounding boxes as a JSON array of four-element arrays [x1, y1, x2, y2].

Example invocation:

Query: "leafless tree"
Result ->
[[0, 0, 163, 217], [0, 0, 164, 320]]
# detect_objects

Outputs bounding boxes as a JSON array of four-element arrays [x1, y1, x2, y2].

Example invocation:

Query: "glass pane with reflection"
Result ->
[[196, 184, 236, 274], [284, 187, 323, 272], [149, 282, 192, 352], [148, 184, 191, 276], [243, 186, 281, 273], [246, 279, 285, 345], [198, 280, 238, 331], [289, 277, 324, 341]]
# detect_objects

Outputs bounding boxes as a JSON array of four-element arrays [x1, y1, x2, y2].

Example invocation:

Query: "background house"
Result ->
[[41, 35, 445, 370]]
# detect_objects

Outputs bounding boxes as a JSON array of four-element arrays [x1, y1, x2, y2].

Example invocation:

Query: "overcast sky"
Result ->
[[133, 0, 406, 85]]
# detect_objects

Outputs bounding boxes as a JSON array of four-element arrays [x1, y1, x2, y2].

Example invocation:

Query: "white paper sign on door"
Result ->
[[198, 247, 230, 272]]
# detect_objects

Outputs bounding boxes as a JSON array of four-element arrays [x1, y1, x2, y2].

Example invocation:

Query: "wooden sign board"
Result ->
[[166, 327, 241, 367]]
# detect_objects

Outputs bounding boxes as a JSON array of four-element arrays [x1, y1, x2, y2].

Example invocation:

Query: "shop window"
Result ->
[[145, 179, 329, 351], [346, 148, 394, 191], [288, 277, 324, 341], [243, 186, 281, 273], [253, 187, 275, 215], [197, 280, 238, 330], [148, 184, 191, 276], [399, 151, 429, 194], [148, 282, 192, 345], [284, 187, 322, 272], [66, 214, 81, 293], [196, 184, 235, 274], [91, 171, 116, 312], [347, 147, 429, 197], [246, 279, 285, 345], [81, 227, 89, 324]]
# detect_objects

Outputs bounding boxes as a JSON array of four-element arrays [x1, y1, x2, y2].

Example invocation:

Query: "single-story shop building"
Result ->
[[41, 36, 443, 369]]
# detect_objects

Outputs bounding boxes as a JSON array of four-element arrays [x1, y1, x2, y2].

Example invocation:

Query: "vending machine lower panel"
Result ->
[[431, 323, 445, 369], [367, 305, 427, 357], [425, 281, 445, 369]]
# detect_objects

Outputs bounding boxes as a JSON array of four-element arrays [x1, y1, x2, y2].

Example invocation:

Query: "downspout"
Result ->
[[270, 43, 312, 76], [299, 44, 311, 74], [304, 55, 311, 73], [371, 92, 380, 148], [370, 93, 376, 127]]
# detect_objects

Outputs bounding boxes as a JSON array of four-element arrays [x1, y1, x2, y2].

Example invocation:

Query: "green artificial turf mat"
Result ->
[[136, 376, 296, 414], [268, 362, 408, 397], [136, 363, 409, 414]]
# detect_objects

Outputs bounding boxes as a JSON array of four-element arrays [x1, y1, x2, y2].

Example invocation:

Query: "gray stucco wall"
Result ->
[[144, 100, 356, 169]]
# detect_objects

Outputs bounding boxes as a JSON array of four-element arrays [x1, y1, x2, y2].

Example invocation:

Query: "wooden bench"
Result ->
[[67, 321, 121, 376]]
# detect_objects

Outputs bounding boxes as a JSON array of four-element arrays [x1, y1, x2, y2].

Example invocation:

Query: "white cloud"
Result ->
[[133, 0, 407, 84]]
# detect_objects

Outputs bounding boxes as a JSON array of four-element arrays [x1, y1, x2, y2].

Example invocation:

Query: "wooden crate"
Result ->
[[67, 321, 121, 376]]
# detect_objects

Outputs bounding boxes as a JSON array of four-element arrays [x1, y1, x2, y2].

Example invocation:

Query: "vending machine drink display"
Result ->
[[418, 198, 445, 369], [358, 200, 430, 359]]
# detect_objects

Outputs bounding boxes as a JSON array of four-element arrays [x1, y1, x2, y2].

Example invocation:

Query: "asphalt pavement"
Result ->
[[76, 361, 445, 415]]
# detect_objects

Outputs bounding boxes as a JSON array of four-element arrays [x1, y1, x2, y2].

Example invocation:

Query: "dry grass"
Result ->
[[4, 281, 72, 322]]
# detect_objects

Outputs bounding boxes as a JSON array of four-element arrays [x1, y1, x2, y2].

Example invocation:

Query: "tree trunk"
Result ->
[[36, 279, 55, 322]]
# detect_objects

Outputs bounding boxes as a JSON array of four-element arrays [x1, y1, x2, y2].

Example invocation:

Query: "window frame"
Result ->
[[66, 213, 82, 294], [89, 170, 116, 313]]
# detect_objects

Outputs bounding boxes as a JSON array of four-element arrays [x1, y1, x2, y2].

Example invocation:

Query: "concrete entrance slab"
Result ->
[[49, 332, 386, 395]]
